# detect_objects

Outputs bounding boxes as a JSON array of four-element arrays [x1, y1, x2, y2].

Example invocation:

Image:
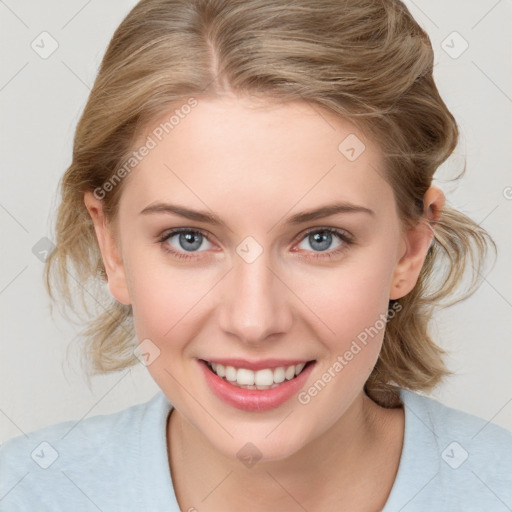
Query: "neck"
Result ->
[[167, 390, 403, 512]]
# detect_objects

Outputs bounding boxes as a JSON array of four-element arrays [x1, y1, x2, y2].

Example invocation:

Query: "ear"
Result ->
[[389, 186, 444, 300], [83, 191, 131, 305]]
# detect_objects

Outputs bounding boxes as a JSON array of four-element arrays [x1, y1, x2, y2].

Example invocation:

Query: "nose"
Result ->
[[218, 249, 293, 346]]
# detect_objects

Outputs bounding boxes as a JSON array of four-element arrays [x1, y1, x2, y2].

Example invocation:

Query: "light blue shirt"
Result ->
[[1, 389, 511, 511]]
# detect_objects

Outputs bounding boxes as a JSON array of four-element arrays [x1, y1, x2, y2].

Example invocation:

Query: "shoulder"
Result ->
[[0, 391, 173, 511], [383, 389, 512, 512], [401, 388, 512, 441], [401, 389, 512, 463], [0, 393, 157, 469]]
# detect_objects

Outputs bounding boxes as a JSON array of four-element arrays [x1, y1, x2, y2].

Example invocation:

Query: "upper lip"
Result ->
[[200, 358, 314, 371]]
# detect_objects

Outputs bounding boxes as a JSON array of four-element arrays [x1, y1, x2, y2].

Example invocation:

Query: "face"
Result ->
[[85, 94, 434, 462]]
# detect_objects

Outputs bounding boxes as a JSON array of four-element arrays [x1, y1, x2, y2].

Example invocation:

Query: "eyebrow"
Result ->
[[139, 201, 374, 226]]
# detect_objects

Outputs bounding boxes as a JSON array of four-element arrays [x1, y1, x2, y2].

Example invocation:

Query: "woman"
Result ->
[[1, 0, 510, 510]]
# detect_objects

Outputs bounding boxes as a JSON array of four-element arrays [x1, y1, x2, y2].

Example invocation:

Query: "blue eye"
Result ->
[[297, 229, 343, 252], [158, 228, 213, 259], [157, 227, 353, 261], [292, 227, 353, 260]]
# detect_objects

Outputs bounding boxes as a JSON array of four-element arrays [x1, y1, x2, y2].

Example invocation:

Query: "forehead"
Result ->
[[119, 95, 393, 221]]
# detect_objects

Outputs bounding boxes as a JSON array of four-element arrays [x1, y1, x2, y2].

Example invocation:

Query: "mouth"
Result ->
[[201, 359, 314, 390], [198, 358, 317, 411]]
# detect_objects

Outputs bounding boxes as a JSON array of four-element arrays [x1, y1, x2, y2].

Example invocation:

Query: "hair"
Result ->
[[44, 0, 495, 407]]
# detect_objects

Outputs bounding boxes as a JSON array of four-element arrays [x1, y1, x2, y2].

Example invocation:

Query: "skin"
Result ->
[[84, 93, 444, 511]]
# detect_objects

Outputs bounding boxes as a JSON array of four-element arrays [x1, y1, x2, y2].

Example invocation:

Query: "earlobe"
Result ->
[[389, 186, 445, 300], [389, 223, 432, 300], [83, 191, 131, 305]]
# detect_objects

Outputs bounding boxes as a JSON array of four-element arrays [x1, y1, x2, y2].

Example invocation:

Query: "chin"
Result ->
[[214, 428, 310, 466]]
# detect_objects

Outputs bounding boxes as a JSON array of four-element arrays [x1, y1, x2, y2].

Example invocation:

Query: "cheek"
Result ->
[[128, 262, 211, 343], [290, 248, 397, 348], [125, 258, 216, 395], [123, 241, 225, 368], [293, 256, 396, 424]]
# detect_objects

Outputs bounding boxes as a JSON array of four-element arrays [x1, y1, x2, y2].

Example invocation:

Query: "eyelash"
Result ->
[[156, 227, 354, 262]]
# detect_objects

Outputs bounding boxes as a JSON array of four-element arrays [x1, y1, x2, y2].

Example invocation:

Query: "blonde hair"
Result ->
[[44, 0, 495, 406]]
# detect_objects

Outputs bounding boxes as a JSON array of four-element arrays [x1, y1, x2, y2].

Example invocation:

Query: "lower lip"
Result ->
[[198, 359, 316, 412]]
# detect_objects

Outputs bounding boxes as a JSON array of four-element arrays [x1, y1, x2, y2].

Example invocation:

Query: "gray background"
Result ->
[[1, 0, 511, 443]]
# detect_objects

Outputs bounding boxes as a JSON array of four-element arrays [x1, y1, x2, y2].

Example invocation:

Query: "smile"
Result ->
[[198, 358, 316, 411], [205, 360, 309, 390]]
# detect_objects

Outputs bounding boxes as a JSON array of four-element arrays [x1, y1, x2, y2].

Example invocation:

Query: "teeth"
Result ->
[[225, 365, 237, 382], [214, 363, 225, 378], [295, 363, 306, 374], [254, 369, 274, 386], [273, 367, 285, 383], [237, 368, 255, 386], [207, 361, 309, 389], [285, 365, 295, 380]]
